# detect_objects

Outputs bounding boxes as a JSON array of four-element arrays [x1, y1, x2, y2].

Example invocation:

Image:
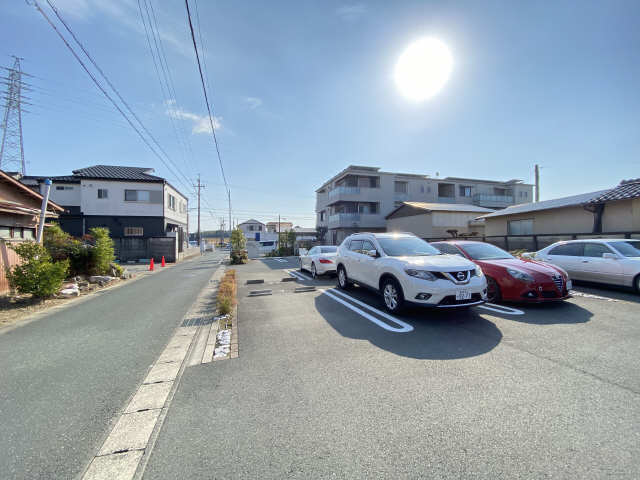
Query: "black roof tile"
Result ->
[[587, 179, 640, 204]]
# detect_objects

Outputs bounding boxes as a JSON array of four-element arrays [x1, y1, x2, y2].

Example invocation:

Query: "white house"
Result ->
[[21, 165, 189, 261]]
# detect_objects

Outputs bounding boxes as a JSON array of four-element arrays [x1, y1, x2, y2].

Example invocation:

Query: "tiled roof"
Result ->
[[386, 202, 494, 219], [480, 190, 609, 218], [71, 165, 164, 182], [587, 179, 640, 204]]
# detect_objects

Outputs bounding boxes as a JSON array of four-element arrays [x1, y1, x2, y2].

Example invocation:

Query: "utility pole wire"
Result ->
[[183, 0, 228, 191], [43, 0, 196, 197]]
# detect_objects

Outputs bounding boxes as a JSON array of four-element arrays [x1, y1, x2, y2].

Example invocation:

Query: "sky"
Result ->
[[1, 0, 639, 230]]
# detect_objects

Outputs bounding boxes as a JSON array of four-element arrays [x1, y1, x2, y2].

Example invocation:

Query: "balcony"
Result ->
[[327, 186, 380, 204], [437, 196, 457, 204], [328, 213, 386, 229], [473, 193, 515, 208]]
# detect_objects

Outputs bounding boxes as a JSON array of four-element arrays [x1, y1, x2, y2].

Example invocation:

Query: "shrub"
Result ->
[[43, 224, 90, 276], [6, 242, 69, 298], [230, 228, 246, 251], [230, 249, 248, 265], [89, 227, 115, 275], [217, 269, 236, 315]]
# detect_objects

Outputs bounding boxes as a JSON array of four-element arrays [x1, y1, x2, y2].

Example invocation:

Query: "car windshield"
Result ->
[[462, 243, 514, 260], [610, 240, 640, 257], [320, 247, 337, 254], [377, 236, 440, 256]]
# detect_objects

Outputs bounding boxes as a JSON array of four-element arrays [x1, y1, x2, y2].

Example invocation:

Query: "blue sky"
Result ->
[[1, 0, 639, 229]]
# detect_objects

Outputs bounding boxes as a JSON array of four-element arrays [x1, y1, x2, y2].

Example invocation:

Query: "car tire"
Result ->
[[299, 258, 304, 272], [381, 277, 404, 314], [311, 262, 317, 279], [634, 274, 640, 294], [486, 276, 501, 303], [337, 265, 351, 290]]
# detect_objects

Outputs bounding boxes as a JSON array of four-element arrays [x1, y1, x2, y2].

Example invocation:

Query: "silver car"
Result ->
[[534, 239, 640, 292]]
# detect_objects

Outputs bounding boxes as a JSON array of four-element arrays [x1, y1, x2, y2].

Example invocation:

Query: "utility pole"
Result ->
[[534, 164, 540, 202], [193, 175, 205, 247], [0, 56, 30, 175], [278, 214, 281, 252], [227, 189, 232, 241]]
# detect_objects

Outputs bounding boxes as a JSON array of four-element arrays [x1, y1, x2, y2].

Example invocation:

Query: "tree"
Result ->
[[230, 228, 246, 251], [89, 227, 115, 275], [316, 226, 328, 243], [6, 242, 69, 298]]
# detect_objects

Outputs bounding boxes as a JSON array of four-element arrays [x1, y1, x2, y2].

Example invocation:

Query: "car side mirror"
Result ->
[[602, 252, 618, 260], [365, 249, 378, 258]]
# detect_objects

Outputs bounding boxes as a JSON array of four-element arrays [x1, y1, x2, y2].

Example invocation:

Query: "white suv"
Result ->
[[336, 232, 488, 313]]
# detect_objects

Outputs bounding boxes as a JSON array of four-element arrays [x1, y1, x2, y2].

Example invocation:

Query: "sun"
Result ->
[[394, 37, 453, 101]]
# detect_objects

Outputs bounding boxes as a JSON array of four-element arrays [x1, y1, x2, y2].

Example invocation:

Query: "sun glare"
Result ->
[[394, 37, 453, 101]]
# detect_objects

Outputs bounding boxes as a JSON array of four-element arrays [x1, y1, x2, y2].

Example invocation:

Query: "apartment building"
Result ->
[[316, 165, 533, 244]]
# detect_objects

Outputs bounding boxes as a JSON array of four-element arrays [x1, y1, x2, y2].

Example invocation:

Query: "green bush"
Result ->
[[230, 249, 248, 265], [230, 228, 246, 251], [6, 242, 69, 298], [89, 227, 115, 275], [44, 224, 90, 276]]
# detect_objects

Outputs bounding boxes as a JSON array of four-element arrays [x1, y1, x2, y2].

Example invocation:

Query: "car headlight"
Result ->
[[405, 269, 437, 281], [507, 268, 534, 283], [553, 266, 569, 278], [474, 265, 484, 277]]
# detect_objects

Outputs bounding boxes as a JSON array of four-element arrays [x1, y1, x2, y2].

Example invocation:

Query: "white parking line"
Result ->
[[323, 289, 414, 333], [477, 303, 525, 315], [287, 269, 313, 281]]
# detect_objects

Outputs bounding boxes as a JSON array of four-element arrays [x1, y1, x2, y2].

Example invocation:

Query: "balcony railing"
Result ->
[[473, 193, 514, 206], [328, 186, 360, 199], [328, 213, 386, 228]]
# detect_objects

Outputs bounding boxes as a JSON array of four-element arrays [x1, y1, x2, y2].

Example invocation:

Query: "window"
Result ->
[[348, 240, 363, 253], [23, 228, 35, 240], [463, 243, 513, 260], [320, 247, 337, 253], [124, 227, 144, 236], [394, 181, 408, 194], [549, 243, 583, 256], [125, 190, 151, 202], [610, 240, 640, 257], [420, 185, 425, 193], [167, 194, 177, 210], [433, 243, 464, 257], [56, 185, 74, 191], [97, 189, 108, 199], [360, 240, 375, 254], [249, 225, 254, 231], [507, 219, 533, 235], [459, 186, 472, 197], [319, 211, 325, 222], [308, 247, 318, 255], [0, 226, 10, 239], [377, 236, 440, 257], [583, 243, 613, 258]]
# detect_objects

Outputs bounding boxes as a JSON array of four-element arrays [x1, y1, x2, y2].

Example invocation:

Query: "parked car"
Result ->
[[299, 245, 338, 278], [335, 232, 487, 313], [532, 239, 640, 292], [431, 240, 571, 303]]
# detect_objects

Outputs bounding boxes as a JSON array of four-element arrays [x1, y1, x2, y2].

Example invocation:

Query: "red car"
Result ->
[[431, 241, 571, 303]]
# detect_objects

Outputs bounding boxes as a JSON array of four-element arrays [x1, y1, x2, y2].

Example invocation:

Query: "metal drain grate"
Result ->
[[181, 316, 215, 327]]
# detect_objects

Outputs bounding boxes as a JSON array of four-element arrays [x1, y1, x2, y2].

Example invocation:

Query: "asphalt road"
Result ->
[[0, 252, 224, 480], [142, 256, 640, 479]]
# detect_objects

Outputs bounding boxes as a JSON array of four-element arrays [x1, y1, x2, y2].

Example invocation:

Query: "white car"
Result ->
[[533, 239, 640, 291], [299, 245, 338, 278], [335, 232, 487, 313]]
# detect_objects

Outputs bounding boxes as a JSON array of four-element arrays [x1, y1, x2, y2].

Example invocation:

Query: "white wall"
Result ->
[[81, 180, 163, 216], [44, 182, 81, 206], [164, 183, 188, 226]]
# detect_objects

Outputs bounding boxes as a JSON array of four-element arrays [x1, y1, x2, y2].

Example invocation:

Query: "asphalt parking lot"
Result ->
[[144, 255, 640, 479]]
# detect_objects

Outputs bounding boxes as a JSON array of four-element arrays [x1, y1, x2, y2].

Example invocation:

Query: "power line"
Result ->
[[33, 0, 195, 197], [183, 0, 228, 191]]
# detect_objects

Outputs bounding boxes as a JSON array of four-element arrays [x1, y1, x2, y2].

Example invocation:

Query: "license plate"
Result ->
[[456, 290, 472, 301], [566, 280, 572, 291]]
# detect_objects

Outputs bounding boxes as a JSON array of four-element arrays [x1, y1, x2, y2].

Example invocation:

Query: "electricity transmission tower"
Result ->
[[0, 56, 30, 175]]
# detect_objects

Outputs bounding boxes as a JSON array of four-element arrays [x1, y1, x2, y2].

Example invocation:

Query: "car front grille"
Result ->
[[552, 275, 563, 291]]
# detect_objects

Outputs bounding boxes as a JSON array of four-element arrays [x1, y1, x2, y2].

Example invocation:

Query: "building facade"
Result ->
[[0, 169, 64, 293], [316, 165, 533, 244], [386, 202, 493, 239], [21, 165, 188, 261]]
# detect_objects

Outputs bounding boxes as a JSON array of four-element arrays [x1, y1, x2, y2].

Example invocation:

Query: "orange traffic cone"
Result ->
[[161, 256, 166, 267], [149, 258, 155, 271]]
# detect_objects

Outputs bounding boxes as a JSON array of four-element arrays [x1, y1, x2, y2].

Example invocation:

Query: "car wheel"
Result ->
[[382, 278, 404, 313], [311, 262, 317, 279], [337, 266, 351, 290], [486, 276, 501, 303], [634, 274, 640, 294]]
